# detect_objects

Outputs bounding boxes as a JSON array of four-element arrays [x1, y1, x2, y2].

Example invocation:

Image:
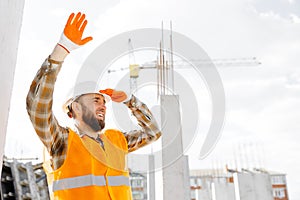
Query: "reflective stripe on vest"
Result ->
[[53, 175, 130, 192]]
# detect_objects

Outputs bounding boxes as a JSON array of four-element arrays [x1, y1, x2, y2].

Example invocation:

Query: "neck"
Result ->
[[74, 120, 100, 139]]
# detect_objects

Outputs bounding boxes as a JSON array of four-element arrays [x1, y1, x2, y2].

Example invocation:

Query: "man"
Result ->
[[26, 12, 161, 200]]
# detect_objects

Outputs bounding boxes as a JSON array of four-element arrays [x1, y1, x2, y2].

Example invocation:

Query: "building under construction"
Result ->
[[189, 168, 289, 200], [1, 158, 289, 200], [0, 158, 49, 200]]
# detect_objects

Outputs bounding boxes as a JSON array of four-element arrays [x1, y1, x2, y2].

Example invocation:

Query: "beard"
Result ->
[[81, 104, 105, 132]]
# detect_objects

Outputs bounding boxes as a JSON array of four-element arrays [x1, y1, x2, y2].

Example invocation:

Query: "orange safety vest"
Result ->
[[45, 129, 132, 200]]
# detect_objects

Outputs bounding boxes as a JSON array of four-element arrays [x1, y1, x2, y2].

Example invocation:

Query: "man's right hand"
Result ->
[[58, 12, 93, 53], [100, 88, 128, 103]]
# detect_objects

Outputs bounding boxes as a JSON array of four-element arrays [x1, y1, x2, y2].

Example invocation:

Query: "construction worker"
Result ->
[[26, 12, 161, 200]]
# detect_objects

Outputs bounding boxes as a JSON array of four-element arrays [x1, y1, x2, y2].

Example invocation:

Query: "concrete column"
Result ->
[[233, 172, 273, 200], [212, 182, 236, 200], [0, 0, 25, 173], [161, 95, 191, 200], [148, 154, 155, 200]]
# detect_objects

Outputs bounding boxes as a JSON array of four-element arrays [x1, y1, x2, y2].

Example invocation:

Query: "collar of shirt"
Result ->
[[75, 127, 105, 150]]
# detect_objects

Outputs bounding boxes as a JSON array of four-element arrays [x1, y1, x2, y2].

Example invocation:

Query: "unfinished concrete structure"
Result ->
[[0, 0, 25, 173], [161, 95, 191, 200]]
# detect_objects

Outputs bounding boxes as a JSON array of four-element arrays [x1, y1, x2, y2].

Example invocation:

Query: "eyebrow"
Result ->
[[92, 96, 106, 104]]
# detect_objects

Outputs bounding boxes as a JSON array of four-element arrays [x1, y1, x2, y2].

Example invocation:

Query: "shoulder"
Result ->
[[104, 129, 125, 139], [104, 129, 128, 148]]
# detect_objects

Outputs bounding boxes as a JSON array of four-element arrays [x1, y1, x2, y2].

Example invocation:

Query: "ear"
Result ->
[[71, 101, 82, 117]]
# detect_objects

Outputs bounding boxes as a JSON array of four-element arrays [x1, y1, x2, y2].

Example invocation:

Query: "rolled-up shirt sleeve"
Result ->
[[123, 95, 162, 152]]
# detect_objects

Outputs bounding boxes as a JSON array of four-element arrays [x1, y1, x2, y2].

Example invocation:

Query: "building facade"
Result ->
[[190, 168, 289, 200], [269, 172, 289, 200], [130, 171, 148, 200]]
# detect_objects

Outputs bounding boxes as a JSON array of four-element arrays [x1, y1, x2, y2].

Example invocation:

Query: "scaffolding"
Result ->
[[0, 159, 49, 200]]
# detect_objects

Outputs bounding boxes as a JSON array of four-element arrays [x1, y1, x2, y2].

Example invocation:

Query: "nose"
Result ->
[[99, 104, 106, 112]]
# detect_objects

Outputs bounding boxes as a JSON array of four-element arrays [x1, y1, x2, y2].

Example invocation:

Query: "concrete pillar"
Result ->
[[233, 173, 273, 200], [161, 95, 191, 200], [0, 0, 25, 173], [212, 182, 236, 200], [148, 154, 155, 200]]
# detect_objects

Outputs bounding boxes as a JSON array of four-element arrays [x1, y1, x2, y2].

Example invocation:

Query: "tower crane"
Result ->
[[128, 38, 139, 94], [107, 25, 261, 95], [107, 53, 261, 94]]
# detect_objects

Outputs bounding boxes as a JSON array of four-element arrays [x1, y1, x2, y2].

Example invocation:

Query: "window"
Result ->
[[132, 191, 144, 200], [190, 178, 197, 186], [273, 188, 285, 198], [197, 178, 202, 186], [131, 179, 144, 187], [271, 175, 286, 185]]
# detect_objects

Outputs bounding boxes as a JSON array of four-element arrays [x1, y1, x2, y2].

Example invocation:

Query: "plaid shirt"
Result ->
[[26, 57, 161, 170]]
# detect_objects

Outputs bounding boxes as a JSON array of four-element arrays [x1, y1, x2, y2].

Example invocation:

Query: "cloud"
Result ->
[[250, 0, 300, 22], [290, 13, 300, 23]]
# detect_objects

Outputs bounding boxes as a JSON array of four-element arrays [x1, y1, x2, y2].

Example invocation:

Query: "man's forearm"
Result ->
[[123, 95, 162, 152], [26, 52, 64, 150], [50, 44, 69, 62]]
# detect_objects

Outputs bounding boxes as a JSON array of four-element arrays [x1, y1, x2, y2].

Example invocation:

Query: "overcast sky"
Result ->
[[4, 0, 300, 199]]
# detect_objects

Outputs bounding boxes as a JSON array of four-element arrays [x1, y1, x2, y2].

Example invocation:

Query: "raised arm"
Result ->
[[99, 89, 162, 152], [26, 46, 67, 155], [123, 95, 161, 152], [26, 12, 92, 169]]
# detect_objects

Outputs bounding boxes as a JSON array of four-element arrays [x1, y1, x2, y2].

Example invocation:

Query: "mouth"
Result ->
[[96, 112, 105, 120]]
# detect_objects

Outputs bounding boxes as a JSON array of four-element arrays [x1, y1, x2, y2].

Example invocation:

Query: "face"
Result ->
[[76, 93, 106, 131]]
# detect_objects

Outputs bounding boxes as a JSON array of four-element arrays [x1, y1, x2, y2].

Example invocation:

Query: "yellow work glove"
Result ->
[[58, 12, 93, 53], [99, 89, 128, 103]]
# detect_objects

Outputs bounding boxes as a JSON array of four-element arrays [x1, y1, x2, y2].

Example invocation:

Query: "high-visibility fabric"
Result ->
[[46, 129, 132, 200], [52, 175, 130, 191]]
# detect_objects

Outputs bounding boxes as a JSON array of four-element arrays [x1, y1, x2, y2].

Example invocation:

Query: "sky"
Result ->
[[4, 0, 300, 199]]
